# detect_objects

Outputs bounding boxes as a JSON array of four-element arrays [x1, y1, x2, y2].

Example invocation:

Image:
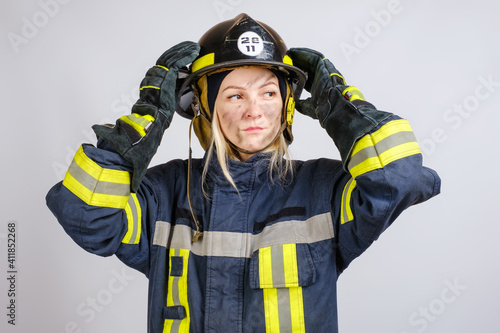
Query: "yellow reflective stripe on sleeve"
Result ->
[[122, 193, 141, 244], [342, 86, 365, 101], [165, 249, 190, 333], [348, 119, 421, 179], [340, 178, 357, 224], [62, 146, 130, 209], [260, 245, 306, 333], [191, 53, 215, 73]]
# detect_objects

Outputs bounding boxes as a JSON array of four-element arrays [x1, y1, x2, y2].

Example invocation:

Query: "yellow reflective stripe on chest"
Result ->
[[259, 244, 305, 333], [348, 119, 421, 178]]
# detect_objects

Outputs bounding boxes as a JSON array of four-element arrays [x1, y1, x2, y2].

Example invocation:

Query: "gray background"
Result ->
[[1, 0, 497, 332]]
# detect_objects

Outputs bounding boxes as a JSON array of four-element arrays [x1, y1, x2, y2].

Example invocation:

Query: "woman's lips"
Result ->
[[243, 126, 263, 133]]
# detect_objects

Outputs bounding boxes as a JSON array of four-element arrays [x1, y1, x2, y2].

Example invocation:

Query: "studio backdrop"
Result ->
[[1, 0, 498, 332]]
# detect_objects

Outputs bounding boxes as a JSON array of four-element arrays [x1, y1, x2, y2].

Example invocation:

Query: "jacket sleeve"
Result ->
[[46, 141, 158, 275], [327, 103, 441, 273]]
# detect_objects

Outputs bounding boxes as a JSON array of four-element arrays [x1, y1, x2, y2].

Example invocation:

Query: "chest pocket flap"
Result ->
[[249, 243, 317, 289]]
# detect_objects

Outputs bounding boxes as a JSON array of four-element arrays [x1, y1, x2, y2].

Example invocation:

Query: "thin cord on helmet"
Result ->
[[188, 115, 203, 242]]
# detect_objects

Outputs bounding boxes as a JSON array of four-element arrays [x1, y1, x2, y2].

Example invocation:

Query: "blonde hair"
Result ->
[[202, 105, 294, 194]]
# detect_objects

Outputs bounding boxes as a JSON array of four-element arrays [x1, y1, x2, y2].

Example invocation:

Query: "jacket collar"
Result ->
[[203, 150, 272, 188]]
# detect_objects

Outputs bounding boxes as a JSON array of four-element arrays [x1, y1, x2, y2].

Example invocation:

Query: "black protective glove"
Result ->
[[93, 41, 200, 192], [287, 47, 392, 167]]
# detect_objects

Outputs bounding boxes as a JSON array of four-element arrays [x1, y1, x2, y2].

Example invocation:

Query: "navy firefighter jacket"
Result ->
[[46, 115, 440, 332]]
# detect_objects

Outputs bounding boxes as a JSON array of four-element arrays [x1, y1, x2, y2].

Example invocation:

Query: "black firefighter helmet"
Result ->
[[176, 13, 306, 150]]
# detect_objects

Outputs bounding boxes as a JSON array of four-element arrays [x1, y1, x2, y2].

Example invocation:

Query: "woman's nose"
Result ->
[[244, 100, 262, 119]]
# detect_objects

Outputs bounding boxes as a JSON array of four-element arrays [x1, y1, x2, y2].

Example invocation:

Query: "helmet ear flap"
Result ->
[[191, 75, 214, 150], [193, 113, 212, 150], [286, 95, 295, 126], [282, 81, 295, 144]]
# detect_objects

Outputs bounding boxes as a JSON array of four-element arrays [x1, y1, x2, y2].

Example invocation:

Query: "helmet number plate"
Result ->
[[237, 31, 264, 56]]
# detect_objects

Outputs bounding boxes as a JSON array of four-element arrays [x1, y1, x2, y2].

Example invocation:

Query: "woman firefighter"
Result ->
[[47, 13, 440, 333]]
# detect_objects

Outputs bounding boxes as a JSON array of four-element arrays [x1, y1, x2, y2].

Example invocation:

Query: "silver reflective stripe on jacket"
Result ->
[[152, 212, 334, 258]]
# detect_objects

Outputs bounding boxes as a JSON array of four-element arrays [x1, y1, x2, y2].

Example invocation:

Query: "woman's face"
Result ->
[[215, 67, 283, 161]]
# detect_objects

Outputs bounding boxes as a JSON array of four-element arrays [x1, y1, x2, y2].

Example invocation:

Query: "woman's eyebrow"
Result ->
[[221, 81, 278, 92], [221, 85, 245, 92], [220, 75, 278, 93], [259, 81, 278, 89]]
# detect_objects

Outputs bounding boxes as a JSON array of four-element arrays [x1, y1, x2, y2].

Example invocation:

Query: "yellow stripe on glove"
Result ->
[[120, 114, 155, 138]]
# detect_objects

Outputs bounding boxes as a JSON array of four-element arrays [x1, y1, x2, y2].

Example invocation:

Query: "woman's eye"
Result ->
[[264, 91, 278, 98], [228, 94, 242, 100]]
